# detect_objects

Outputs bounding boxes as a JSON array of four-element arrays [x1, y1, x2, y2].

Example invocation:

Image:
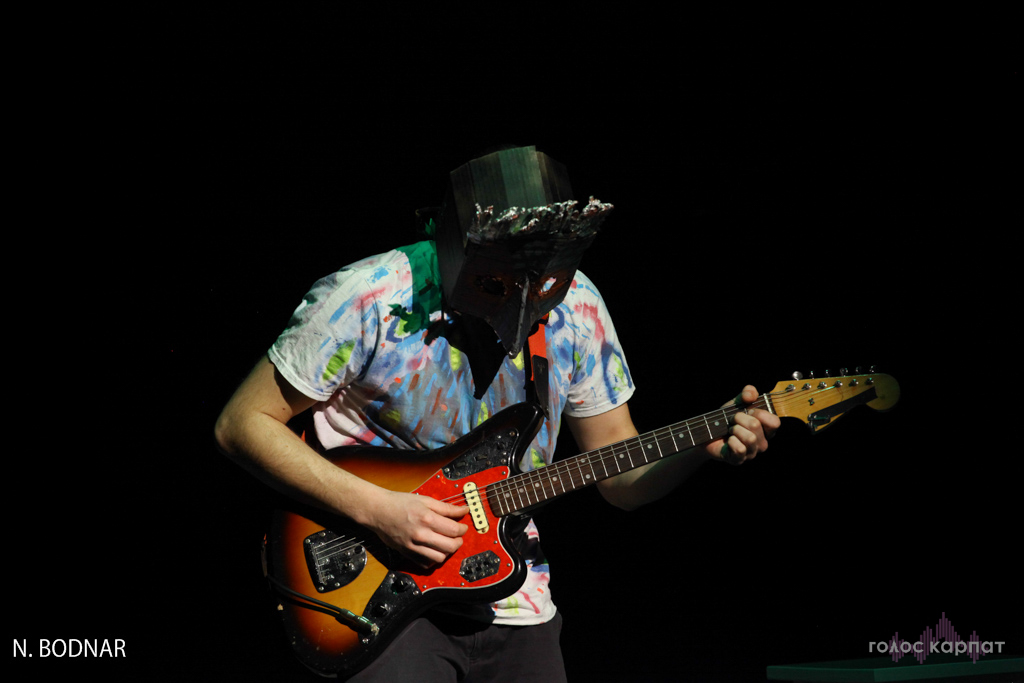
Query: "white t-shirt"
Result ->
[[269, 241, 634, 625]]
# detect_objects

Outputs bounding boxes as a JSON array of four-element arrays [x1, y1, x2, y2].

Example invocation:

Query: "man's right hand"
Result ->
[[363, 491, 469, 567]]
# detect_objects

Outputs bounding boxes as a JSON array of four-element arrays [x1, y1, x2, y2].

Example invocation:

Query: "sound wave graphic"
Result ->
[[885, 613, 988, 664]]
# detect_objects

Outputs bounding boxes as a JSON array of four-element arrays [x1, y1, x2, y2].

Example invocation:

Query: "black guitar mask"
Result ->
[[434, 147, 613, 395]]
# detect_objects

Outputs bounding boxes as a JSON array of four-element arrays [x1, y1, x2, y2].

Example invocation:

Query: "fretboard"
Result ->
[[485, 395, 772, 517]]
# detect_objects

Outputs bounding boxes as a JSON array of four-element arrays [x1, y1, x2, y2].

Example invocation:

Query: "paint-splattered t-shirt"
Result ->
[[269, 241, 634, 626]]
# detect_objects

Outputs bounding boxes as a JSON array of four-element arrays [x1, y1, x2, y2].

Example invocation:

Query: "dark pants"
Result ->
[[346, 611, 567, 682]]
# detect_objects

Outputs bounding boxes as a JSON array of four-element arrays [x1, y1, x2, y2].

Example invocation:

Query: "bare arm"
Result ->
[[567, 386, 780, 511], [214, 356, 467, 565]]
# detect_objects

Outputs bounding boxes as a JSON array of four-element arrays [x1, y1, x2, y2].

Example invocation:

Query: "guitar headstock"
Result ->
[[768, 369, 899, 432]]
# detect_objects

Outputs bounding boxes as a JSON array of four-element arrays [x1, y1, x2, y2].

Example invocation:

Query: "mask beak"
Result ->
[[486, 272, 533, 358], [508, 273, 532, 357]]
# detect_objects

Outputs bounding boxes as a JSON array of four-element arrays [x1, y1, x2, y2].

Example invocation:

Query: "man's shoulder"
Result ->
[[561, 269, 607, 310], [338, 243, 417, 278], [568, 269, 598, 294], [316, 241, 442, 330], [317, 241, 433, 292]]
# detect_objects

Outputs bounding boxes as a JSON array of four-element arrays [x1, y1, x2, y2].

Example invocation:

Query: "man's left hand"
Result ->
[[708, 385, 780, 465]]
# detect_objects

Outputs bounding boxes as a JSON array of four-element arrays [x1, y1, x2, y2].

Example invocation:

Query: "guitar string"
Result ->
[[453, 392, 773, 506], [442, 381, 854, 510], [307, 381, 863, 562]]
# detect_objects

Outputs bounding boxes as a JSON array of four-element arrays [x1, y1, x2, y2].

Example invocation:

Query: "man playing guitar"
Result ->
[[215, 145, 778, 681]]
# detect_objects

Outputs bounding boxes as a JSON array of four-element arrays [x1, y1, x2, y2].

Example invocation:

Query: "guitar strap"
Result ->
[[524, 314, 551, 419]]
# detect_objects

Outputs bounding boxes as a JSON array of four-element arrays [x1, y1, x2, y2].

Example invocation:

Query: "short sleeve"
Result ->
[[559, 274, 635, 418], [267, 269, 381, 402]]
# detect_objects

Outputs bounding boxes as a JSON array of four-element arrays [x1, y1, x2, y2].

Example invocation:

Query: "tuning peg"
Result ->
[[809, 370, 816, 379], [824, 369, 831, 377], [792, 371, 803, 381], [840, 368, 848, 376]]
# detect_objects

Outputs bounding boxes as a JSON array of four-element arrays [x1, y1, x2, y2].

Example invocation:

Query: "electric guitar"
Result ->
[[264, 370, 899, 677]]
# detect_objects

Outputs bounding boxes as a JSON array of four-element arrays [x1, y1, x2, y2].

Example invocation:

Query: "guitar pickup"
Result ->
[[459, 551, 501, 582], [462, 482, 489, 533]]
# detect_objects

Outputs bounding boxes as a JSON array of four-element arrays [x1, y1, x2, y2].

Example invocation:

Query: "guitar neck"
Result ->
[[487, 394, 772, 517]]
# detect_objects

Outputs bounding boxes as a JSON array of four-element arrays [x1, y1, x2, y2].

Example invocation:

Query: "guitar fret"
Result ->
[[551, 469, 563, 497], [716, 409, 729, 439], [524, 471, 537, 506], [575, 456, 590, 487], [520, 476, 532, 507]]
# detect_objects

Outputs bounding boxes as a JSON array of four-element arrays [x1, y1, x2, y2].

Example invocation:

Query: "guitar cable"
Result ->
[[265, 571, 379, 637]]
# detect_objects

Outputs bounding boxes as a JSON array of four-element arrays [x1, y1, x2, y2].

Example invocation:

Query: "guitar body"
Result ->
[[265, 402, 545, 678]]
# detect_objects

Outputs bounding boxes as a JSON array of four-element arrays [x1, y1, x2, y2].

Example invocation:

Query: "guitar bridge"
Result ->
[[303, 529, 367, 593]]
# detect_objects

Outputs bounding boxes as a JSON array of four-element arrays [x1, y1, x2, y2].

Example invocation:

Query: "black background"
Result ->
[[11, 7, 1018, 682]]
